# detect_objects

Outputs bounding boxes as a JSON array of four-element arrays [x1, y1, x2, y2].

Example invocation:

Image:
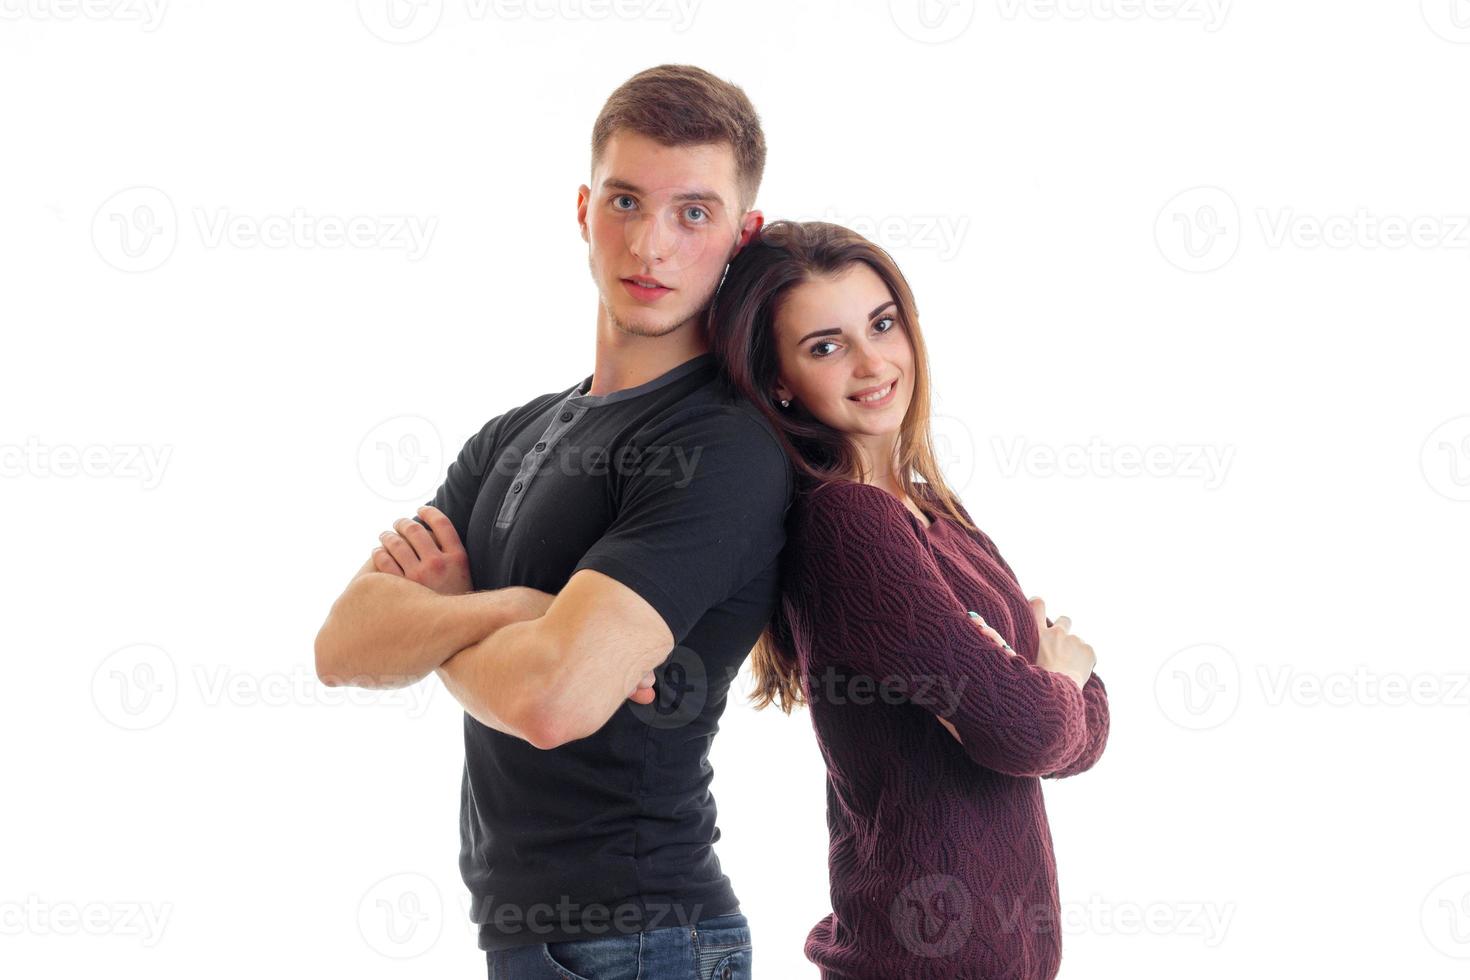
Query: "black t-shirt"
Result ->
[[422, 351, 793, 952]]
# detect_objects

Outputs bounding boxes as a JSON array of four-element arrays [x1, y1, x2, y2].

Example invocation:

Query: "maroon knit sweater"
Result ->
[[778, 480, 1110, 980]]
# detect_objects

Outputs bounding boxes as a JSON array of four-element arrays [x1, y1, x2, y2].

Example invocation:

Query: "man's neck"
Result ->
[[584, 305, 711, 398]]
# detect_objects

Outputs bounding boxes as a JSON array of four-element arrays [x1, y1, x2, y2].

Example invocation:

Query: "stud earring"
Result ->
[[779, 398, 790, 408]]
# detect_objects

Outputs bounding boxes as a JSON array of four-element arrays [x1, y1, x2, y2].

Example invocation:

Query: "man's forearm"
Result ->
[[315, 573, 517, 689], [434, 618, 552, 744]]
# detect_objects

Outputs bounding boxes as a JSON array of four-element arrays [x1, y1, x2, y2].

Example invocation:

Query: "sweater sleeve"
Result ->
[[1042, 673, 1110, 779], [954, 512, 1111, 781], [796, 482, 1090, 778]]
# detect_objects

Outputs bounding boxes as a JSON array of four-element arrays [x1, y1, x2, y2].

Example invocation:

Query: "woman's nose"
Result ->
[[852, 343, 886, 377]]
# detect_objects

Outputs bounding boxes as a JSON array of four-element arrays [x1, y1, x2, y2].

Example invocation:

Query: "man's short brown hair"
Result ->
[[591, 64, 766, 212]]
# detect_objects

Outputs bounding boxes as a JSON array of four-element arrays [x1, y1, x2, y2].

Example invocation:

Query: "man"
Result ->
[[314, 65, 790, 979]]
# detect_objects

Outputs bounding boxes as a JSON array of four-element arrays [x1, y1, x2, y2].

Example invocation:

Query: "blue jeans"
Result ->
[[485, 911, 752, 980]]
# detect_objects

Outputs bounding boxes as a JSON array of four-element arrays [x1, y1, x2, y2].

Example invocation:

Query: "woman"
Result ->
[[707, 221, 1111, 980]]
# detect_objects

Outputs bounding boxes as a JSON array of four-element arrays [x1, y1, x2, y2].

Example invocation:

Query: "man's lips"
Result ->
[[622, 277, 673, 301]]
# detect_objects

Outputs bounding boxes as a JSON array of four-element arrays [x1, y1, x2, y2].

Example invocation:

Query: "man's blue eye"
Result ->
[[685, 207, 707, 222], [613, 196, 636, 210]]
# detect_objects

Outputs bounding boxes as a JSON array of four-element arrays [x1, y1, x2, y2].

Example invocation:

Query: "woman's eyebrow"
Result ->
[[796, 327, 842, 345], [795, 302, 898, 346]]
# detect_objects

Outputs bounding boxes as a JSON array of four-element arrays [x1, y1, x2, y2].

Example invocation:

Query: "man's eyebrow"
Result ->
[[602, 177, 725, 208], [794, 302, 897, 346]]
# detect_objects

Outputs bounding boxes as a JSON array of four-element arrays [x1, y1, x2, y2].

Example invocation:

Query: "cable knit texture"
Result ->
[[780, 480, 1109, 979]]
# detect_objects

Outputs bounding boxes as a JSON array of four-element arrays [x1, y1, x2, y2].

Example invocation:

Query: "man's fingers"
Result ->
[[393, 517, 439, 561], [372, 546, 405, 576], [1052, 615, 1071, 633], [627, 671, 657, 704], [416, 505, 465, 555], [379, 530, 418, 571]]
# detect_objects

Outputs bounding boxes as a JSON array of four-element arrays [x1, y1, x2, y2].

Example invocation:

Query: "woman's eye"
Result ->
[[874, 315, 896, 333], [810, 341, 838, 357]]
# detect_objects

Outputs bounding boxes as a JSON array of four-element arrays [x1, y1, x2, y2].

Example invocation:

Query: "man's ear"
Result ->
[[576, 185, 592, 243], [733, 209, 764, 254]]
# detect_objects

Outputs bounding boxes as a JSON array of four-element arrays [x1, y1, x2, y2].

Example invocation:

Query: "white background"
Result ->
[[3, 0, 1469, 976]]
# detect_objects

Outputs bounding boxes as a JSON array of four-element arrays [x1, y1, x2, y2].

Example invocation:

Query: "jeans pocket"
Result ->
[[540, 932, 641, 980], [694, 915, 752, 980], [700, 944, 751, 980]]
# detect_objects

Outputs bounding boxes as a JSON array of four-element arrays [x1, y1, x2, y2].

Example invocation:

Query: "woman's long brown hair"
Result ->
[[705, 220, 977, 714]]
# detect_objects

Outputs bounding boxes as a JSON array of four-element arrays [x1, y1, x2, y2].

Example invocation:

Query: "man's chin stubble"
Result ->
[[607, 307, 688, 338]]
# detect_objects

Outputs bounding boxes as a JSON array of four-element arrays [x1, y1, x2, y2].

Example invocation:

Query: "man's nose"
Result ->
[[627, 213, 672, 265]]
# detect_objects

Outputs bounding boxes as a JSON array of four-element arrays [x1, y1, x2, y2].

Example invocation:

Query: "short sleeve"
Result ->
[[414, 412, 506, 547], [573, 408, 793, 644]]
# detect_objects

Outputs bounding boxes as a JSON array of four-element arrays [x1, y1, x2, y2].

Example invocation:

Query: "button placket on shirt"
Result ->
[[494, 399, 585, 529]]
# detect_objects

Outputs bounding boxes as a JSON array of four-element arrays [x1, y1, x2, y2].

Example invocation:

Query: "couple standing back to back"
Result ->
[[315, 64, 1110, 980]]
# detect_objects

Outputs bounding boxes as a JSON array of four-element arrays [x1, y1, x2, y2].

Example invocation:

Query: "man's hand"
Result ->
[[377, 507, 658, 707], [373, 505, 473, 596]]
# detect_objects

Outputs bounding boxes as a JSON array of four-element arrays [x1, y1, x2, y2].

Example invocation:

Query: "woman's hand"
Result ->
[[1030, 597, 1096, 690]]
